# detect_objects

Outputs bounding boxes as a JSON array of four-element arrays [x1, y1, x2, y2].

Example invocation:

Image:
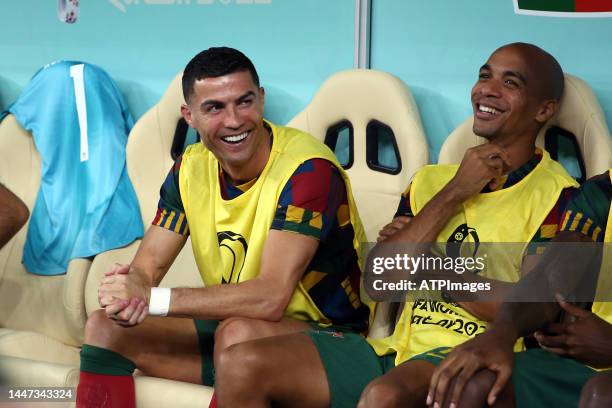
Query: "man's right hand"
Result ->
[[427, 324, 517, 408], [446, 144, 512, 201], [535, 296, 612, 368]]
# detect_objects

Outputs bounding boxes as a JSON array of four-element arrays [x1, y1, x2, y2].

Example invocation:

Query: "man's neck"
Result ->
[[222, 126, 272, 185], [224, 168, 259, 186], [489, 134, 537, 173]]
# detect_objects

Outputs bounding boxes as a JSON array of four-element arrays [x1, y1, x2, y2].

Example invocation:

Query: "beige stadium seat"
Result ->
[[83, 73, 212, 407], [438, 74, 612, 175], [0, 114, 90, 398], [288, 69, 429, 242], [288, 69, 429, 338]]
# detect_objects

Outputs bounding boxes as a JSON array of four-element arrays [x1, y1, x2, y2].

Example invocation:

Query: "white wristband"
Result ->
[[148, 287, 171, 316]]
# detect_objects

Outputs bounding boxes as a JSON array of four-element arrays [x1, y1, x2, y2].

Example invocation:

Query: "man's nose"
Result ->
[[478, 79, 502, 97], [223, 105, 243, 129]]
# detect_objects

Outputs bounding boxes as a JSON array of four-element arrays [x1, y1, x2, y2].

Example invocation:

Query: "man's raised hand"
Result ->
[[446, 144, 512, 201]]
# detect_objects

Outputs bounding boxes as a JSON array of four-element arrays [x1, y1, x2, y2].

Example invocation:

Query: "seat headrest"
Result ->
[[126, 72, 185, 224], [438, 74, 612, 178], [288, 69, 429, 241]]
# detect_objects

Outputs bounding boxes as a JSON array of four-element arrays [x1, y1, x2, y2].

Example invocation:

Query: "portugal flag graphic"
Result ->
[[514, 0, 612, 16]]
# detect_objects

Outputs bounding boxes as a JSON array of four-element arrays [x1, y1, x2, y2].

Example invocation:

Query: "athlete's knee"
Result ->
[[216, 341, 268, 395], [447, 369, 496, 408], [214, 317, 261, 351], [580, 374, 612, 408], [83, 309, 123, 348], [358, 379, 407, 408]]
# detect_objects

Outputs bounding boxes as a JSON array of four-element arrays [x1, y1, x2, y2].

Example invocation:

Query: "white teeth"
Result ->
[[479, 105, 501, 115], [223, 132, 248, 143]]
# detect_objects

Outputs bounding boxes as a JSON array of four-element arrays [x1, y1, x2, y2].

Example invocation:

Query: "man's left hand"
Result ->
[[427, 324, 516, 408], [535, 296, 612, 368], [106, 297, 149, 326], [98, 265, 151, 326]]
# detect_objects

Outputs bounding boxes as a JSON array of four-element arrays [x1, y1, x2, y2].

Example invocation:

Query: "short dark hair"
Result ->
[[182, 47, 260, 103]]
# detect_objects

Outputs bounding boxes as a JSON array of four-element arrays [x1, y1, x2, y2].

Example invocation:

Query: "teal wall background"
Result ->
[[371, 0, 612, 161], [0, 0, 355, 124], [1, 0, 611, 162]]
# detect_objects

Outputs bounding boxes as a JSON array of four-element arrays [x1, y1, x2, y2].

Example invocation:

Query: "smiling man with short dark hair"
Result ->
[[75, 47, 371, 408]]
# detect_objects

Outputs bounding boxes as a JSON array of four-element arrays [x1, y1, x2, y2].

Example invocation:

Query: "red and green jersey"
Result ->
[[560, 170, 611, 242]]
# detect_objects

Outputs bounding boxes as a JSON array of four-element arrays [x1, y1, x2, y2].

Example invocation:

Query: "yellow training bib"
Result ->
[[368, 150, 577, 364], [591, 170, 612, 324], [179, 121, 371, 326]]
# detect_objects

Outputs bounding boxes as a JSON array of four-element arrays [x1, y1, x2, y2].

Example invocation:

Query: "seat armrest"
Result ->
[[61, 258, 92, 347], [0, 355, 79, 387], [85, 241, 141, 316]]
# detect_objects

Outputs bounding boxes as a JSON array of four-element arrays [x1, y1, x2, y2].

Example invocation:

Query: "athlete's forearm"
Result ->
[[130, 226, 188, 287], [492, 277, 561, 338], [167, 277, 291, 321], [130, 257, 169, 288], [437, 270, 515, 322], [385, 185, 466, 245], [493, 231, 601, 336], [0, 211, 27, 249], [456, 301, 502, 322], [163, 230, 318, 321]]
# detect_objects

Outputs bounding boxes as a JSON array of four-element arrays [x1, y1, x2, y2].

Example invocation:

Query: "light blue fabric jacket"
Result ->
[[4, 61, 144, 275]]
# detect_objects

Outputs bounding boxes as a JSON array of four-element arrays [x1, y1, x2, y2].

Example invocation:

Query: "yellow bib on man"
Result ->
[[368, 150, 577, 364], [179, 121, 368, 325], [591, 170, 612, 323]]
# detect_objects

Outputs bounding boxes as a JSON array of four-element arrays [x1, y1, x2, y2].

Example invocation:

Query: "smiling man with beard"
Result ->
[[75, 47, 371, 408], [212, 43, 580, 408]]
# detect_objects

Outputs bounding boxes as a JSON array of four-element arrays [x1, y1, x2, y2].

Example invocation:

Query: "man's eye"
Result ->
[[239, 99, 253, 106], [505, 80, 518, 88], [208, 105, 221, 113], [479, 73, 490, 80]]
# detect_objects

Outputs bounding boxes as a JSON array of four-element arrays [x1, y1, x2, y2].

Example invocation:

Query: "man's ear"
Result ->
[[535, 99, 558, 124], [259, 86, 265, 105], [181, 103, 193, 127]]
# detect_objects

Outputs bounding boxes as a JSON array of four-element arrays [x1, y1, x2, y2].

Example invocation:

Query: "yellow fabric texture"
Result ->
[[179, 121, 370, 325], [591, 170, 612, 323], [368, 150, 578, 364]]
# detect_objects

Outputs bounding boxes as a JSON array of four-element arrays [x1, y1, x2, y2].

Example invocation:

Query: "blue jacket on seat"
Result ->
[[5, 61, 144, 275]]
